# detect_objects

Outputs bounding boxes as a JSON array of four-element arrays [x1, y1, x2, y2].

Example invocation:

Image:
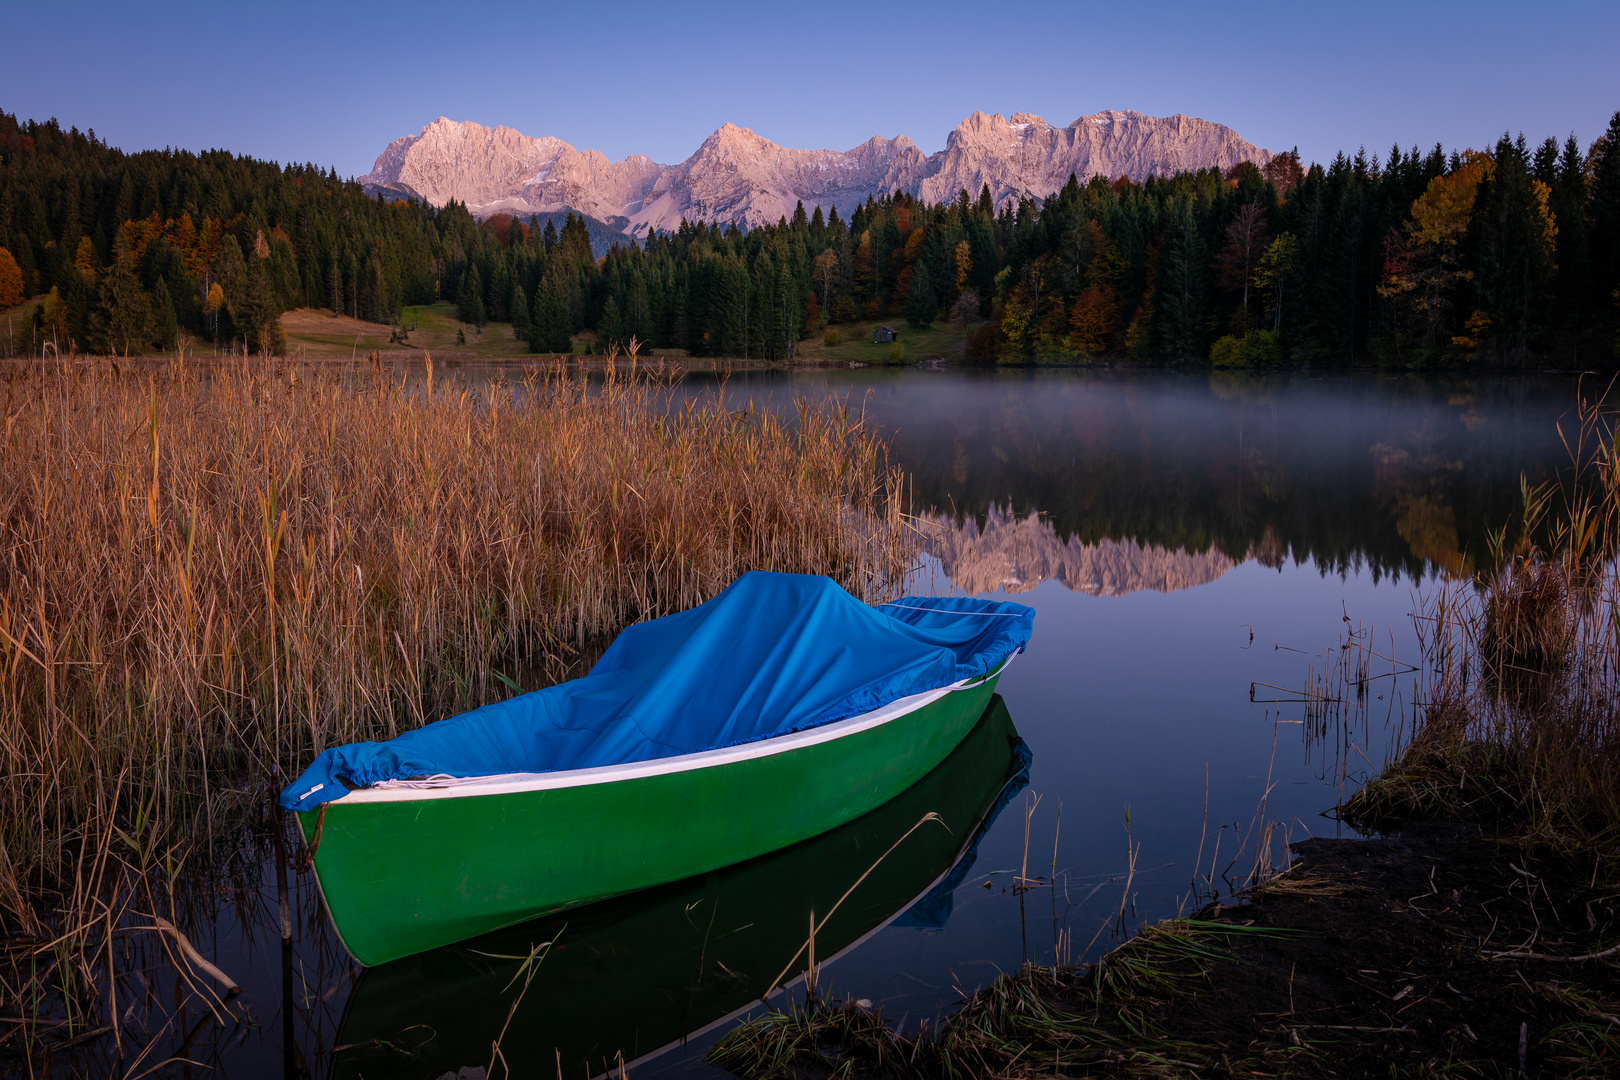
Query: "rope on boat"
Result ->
[[876, 602, 1029, 616]]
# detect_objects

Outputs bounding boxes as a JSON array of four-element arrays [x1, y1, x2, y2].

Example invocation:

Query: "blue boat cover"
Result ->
[[280, 572, 1034, 811]]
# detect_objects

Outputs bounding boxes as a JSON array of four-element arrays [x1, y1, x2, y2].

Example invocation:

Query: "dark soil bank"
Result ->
[[1178, 824, 1620, 1077], [714, 824, 1620, 1078]]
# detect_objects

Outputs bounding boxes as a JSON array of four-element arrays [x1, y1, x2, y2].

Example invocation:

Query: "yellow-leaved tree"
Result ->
[[1379, 150, 1493, 348], [954, 240, 972, 294], [73, 237, 98, 284]]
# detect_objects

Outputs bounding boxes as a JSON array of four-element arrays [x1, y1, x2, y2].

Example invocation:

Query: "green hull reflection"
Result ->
[[332, 695, 1029, 1079]]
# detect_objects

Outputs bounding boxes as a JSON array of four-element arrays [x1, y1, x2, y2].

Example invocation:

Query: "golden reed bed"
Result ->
[[0, 351, 920, 895]]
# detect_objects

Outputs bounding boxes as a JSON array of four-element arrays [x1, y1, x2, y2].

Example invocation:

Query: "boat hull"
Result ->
[[297, 666, 1004, 965], [331, 696, 1028, 1079]]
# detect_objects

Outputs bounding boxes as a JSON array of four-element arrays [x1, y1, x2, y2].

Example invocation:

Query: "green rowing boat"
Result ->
[[297, 656, 1010, 966], [331, 695, 1029, 1079], [283, 572, 1035, 966]]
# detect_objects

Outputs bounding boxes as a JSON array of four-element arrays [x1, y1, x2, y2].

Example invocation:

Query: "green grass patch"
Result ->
[[794, 320, 968, 364]]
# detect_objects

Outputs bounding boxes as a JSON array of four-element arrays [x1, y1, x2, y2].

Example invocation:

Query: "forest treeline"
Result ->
[[2, 108, 1618, 366]]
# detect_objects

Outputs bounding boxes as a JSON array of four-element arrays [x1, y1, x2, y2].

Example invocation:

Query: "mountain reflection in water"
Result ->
[[331, 697, 1029, 1080], [786, 370, 1579, 581], [922, 505, 1240, 595]]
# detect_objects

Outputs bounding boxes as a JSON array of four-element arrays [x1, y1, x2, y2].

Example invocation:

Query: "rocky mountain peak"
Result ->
[[360, 110, 1272, 236]]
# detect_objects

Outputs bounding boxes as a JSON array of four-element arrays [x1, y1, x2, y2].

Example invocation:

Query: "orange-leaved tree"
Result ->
[[0, 247, 23, 308], [1070, 287, 1120, 356]]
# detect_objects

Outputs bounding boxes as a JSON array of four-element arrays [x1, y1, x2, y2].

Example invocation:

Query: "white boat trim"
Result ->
[[335, 655, 1014, 805]]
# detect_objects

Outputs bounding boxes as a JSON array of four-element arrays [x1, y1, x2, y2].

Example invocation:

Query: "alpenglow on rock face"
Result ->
[[361, 111, 1272, 234]]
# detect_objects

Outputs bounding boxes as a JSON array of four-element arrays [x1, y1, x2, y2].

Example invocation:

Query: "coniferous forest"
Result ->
[[2, 108, 1618, 367]]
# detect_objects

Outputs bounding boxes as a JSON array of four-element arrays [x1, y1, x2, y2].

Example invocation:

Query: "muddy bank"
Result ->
[[712, 823, 1620, 1078], [1166, 824, 1619, 1077]]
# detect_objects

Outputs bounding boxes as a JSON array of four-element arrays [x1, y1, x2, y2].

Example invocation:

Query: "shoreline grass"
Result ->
[[1342, 383, 1620, 857]]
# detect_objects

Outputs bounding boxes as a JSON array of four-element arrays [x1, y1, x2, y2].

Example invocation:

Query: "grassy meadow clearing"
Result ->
[[792, 320, 970, 365], [5, 290, 977, 367]]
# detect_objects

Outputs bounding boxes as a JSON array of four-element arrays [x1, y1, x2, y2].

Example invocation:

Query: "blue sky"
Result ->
[[2, 1, 1616, 177]]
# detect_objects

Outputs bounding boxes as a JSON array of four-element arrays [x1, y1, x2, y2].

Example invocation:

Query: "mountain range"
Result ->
[[360, 110, 1272, 238]]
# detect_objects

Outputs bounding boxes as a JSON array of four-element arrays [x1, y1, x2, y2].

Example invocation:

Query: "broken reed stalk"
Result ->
[[1017, 791, 1042, 891], [147, 916, 239, 995]]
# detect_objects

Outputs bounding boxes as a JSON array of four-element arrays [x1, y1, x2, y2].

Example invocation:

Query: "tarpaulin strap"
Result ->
[[307, 804, 327, 863], [877, 602, 1029, 617]]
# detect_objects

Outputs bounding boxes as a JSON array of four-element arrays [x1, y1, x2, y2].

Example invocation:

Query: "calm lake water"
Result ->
[[173, 368, 1583, 1079]]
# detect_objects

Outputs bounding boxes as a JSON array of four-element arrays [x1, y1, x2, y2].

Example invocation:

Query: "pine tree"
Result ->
[[510, 280, 529, 340], [1551, 134, 1591, 356], [92, 231, 149, 355], [1155, 199, 1209, 359], [238, 257, 275, 352], [904, 261, 935, 328], [528, 271, 571, 353], [1589, 111, 1620, 353], [150, 277, 177, 351], [458, 264, 485, 328], [1474, 133, 1557, 360]]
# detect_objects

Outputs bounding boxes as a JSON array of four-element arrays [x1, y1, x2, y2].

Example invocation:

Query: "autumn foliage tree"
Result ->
[[1378, 151, 1493, 350], [0, 246, 22, 308], [1069, 287, 1120, 355]]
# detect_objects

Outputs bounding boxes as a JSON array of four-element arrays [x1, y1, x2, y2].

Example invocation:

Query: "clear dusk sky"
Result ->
[[3, 0, 1616, 177]]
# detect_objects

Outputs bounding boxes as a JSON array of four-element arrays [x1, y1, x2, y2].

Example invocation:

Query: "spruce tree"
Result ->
[[904, 261, 936, 328], [1589, 111, 1620, 351], [629, 274, 653, 347], [150, 277, 177, 351], [510, 280, 529, 340], [599, 297, 625, 349], [711, 256, 745, 358], [1474, 133, 1557, 360], [488, 259, 511, 322], [1155, 199, 1209, 359], [528, 271, 571, 353], [92, 231, 149, 355], [238, 257, 274, 352], [457, 264, 485, 328], [1552, 134, 1591, 355]]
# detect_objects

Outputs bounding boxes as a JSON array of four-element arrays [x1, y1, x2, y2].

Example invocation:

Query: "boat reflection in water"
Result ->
[[332, 695, 1030, 1078]]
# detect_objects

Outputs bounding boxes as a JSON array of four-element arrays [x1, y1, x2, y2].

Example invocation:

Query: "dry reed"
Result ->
[[0, 349, 918, 972], [1343, 381, 1620, 854]]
